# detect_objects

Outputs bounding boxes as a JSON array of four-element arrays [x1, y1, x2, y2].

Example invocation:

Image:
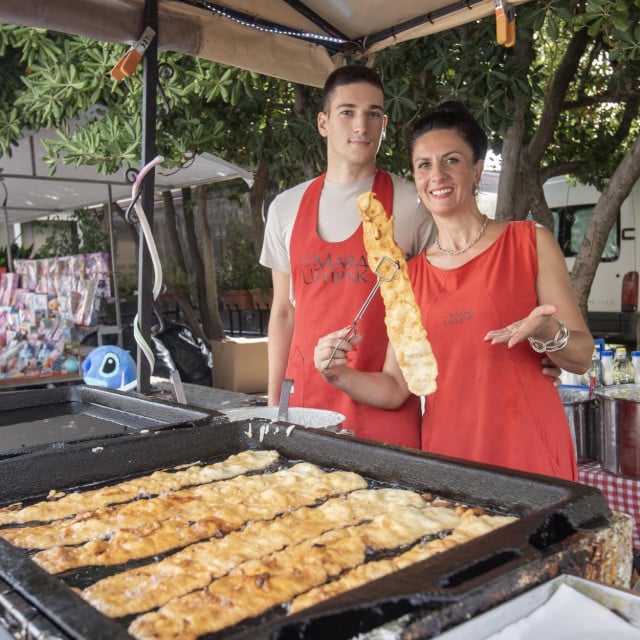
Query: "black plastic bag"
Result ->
[[150, 321, 213, 386], [84, 321, 213, 386]]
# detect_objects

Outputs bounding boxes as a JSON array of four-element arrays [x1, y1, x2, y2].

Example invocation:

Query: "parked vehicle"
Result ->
[[480, 172, 640, 347], [547, 176, 640, 348]]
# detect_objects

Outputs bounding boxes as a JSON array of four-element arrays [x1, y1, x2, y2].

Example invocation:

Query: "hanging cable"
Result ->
[[129, 155, 164, 379]]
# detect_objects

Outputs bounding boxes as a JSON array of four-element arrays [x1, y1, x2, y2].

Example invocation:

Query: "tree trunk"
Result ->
[[163, 281, 209, 344], [572, 133, 640, 316], [495, 37, 532, 221], [293, 82, 316, 182], [498, 28, 591, 226], [182, 186, 212, 334], [195, 184, 225, 340], [161, 190, 188, 276], [496, 94, 527, 221], [249, 159, 269, 259]]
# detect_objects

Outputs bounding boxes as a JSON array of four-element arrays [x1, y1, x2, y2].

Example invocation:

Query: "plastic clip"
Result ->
[[494, 0, 516, 47], [111, 26, 156, 81]]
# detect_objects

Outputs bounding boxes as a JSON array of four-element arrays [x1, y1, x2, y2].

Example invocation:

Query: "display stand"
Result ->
[[0, 253, 112, 386]]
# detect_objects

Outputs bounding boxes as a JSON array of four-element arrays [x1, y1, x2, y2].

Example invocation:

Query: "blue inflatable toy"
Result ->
[[82, 345, 137, 389]]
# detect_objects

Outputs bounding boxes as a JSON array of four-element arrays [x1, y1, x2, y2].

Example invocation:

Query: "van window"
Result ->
[[552, 205, 619, 262]]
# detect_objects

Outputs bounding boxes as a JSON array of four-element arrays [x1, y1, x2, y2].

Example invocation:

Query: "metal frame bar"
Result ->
[[136, 0, 158, 394]]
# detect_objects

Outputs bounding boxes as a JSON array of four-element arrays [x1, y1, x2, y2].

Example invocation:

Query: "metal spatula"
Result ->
[[277, 378, 293, 422]]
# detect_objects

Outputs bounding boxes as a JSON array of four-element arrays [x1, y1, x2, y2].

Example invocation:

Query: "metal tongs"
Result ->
[[325, 256, 399, 369]]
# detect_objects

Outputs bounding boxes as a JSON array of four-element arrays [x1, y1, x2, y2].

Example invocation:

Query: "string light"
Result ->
[[180, 0, 353, 49]]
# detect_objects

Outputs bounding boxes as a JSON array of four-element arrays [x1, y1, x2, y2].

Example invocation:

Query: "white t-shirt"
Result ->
[[260, 173, 435, 284]]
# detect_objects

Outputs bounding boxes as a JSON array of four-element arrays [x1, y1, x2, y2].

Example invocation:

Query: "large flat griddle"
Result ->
[[0, 420, 612, 639], [0, 385, 223, 457]]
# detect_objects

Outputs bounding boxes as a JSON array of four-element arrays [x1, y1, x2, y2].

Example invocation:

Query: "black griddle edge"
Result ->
[[0, 421, 611, 640]]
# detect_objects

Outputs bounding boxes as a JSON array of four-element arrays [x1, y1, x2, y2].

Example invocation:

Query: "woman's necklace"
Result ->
[[434, 215, 489, 256]]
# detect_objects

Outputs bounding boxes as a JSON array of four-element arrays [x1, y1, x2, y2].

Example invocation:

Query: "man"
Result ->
[[260, 65, 433, 447]]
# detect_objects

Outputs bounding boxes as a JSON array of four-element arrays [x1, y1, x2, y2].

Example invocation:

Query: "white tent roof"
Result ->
[[0, 129, 254, 225], [1, 0, 529, 88]]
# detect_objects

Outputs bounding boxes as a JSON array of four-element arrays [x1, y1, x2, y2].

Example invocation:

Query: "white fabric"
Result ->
[[260, 173, 434, 280], [487, 583, 640, 640]]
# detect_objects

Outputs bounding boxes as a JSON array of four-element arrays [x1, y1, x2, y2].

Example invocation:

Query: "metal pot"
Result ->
[[222, 406, 347, 432], [559, 387, 598, 463], [593, 384, 640, 478]]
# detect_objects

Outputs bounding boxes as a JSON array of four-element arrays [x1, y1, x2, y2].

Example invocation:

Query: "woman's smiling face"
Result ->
[[412, 128, 484, 216]]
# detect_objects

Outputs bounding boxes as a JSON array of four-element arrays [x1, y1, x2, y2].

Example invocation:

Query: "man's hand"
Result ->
[[541, 356, 562, 387]]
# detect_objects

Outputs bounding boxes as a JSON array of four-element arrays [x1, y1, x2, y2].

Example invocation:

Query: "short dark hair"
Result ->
[[322, 64, 384, 112], [408, 101, 488, 163]]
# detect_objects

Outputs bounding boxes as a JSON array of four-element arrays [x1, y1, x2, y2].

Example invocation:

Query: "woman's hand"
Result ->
[[314, 328, 363, 382], [484, 304, 560, 348]]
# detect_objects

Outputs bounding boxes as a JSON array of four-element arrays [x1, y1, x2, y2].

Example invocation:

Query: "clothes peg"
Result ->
[[494, 0, 516, 47], [110, 26, 156, 80]]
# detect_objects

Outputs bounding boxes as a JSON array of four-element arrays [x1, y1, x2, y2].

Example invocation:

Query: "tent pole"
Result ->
[[136, 0, 158, 395], [1, 182, 12, 272], [106, 185, 122, 334]]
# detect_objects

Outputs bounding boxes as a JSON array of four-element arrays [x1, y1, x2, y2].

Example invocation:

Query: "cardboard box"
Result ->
[[211, 336, 268, 394]]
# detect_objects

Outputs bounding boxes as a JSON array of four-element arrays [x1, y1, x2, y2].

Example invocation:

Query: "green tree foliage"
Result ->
[[1, 0, 639, 320], [1, 4, 638, 190], [0, 24, 323, 189], [0, 242, 33, 269], [35, 208, 109, 257]]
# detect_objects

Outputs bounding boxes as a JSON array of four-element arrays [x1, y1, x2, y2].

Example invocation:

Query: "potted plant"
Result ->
[[249, 264, 273, 309], [216, 240, 258, 310]]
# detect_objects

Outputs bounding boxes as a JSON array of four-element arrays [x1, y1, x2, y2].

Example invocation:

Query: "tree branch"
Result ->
[[528, 27, 591, 162]]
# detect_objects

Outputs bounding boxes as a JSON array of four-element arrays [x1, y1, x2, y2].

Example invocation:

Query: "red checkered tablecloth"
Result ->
[[578, 461, 640, 550]]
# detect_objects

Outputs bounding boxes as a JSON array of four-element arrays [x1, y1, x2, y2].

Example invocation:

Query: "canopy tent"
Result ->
[[1, 0, 529, 88], [0, 129, 254, 226], [0, 0, 529, 392], [0, 128, 253, 354]]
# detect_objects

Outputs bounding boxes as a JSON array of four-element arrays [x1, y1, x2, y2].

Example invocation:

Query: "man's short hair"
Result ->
[[322, 64, 384, 112]]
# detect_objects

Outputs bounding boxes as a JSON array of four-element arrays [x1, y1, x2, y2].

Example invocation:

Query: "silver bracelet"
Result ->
[[528, 320, 570, 353]]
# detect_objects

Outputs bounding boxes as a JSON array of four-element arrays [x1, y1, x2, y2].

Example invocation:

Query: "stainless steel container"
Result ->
[[593, 384, 640, 478], [222, 406, 347, 431], [559, 387, 598, 463]]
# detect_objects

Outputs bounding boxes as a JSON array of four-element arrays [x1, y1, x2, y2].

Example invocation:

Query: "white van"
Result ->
[[480, 172, 640, 347], [546, 176, 640, 347]]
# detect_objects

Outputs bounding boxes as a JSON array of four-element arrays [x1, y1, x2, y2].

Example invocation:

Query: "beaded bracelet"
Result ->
[[527, 320, 570, 353]]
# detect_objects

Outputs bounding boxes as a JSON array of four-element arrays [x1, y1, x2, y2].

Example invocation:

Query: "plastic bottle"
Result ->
[[601, 350, 615, 386], [611, 346, 635, 385], [588, 347, 603, 388], [632, 350, 640, 384]]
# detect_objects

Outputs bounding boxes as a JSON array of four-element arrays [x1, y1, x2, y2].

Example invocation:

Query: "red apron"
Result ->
[[286, 171, 421, 446]]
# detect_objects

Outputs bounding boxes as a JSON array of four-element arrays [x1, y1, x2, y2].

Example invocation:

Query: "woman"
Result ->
[[314, 101, 593, 481]]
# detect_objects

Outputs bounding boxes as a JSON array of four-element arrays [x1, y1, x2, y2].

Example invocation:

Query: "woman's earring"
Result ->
[[417, 194, 421, 203]]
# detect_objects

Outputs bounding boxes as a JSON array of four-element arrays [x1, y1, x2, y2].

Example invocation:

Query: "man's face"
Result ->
[[318, 82, 386, 168]]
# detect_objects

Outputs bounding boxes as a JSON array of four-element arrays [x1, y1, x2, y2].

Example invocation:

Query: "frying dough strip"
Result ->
[[82, 488, 436, 617], [0, 449, 279, 526], [128, 505, 462, 640], [289, 511, 517, 612], [357, 191, 437, 395], [4, 462, 345, 550], [30, 465, 368, 573]]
